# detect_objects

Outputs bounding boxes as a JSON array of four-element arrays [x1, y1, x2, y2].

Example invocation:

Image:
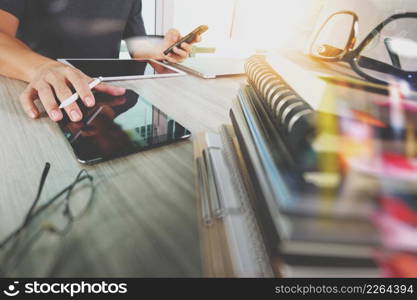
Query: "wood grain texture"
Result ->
[[0, 73, 245, 277]]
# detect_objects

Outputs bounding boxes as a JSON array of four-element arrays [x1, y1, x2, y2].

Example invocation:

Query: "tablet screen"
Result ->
[[64, 59, 179, 78], [58, 90, 191, 164]]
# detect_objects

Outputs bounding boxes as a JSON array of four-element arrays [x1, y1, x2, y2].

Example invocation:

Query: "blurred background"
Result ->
[[121, 0, 416, 58]]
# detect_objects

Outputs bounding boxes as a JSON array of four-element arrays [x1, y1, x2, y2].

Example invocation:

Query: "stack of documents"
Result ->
[[193, 52, 417, 277], [229, 86, 380, 277]]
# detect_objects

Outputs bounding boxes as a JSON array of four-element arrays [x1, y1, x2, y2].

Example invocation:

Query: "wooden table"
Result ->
[[0, 74, 245, 277]]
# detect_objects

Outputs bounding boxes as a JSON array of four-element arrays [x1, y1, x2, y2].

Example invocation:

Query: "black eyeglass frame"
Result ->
[[310, 11, 417, 87], [0, 164, 95, 276], [0, 164, 94, 250]]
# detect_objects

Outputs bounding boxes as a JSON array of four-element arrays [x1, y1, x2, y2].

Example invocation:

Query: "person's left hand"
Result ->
[[157, 29, 202, 63]]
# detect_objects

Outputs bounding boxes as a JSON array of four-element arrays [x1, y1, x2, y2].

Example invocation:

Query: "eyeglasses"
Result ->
[[310, 11, 417, 89], [0, 163, 95, 275]]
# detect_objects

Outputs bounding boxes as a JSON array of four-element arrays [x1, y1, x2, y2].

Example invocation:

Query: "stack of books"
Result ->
[[193, 52, 417, 278]]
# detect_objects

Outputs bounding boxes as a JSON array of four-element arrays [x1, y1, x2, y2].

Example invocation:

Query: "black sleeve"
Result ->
[[0, 0, 26, 19], [123, 0, 146, 39]]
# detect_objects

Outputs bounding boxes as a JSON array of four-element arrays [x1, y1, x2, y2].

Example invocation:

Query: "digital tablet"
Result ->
[[173, 57, 245, 79], [57, 59, 186, 81], [58, 90, 191, 164]]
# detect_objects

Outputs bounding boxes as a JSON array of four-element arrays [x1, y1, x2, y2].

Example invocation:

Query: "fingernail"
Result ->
[[29, 110, 37, 119], [117, 87, 126, 93], [70, 110, 81, 121], [85, 96, 94, 106], [51, 110, 62, 121]]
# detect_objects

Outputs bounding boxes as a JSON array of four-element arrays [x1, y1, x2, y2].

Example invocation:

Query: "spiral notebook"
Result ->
[[245, 55, 316, 138]]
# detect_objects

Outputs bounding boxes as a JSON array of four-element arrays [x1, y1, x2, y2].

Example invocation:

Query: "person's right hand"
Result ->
[[19, 61, 126, 122]]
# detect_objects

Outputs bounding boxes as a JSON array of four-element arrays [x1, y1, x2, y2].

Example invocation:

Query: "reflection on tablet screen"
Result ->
[[58, 90, 191, 164]]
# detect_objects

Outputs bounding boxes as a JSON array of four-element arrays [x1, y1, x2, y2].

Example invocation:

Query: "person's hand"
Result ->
[[157, 29, 202, 63], [19, 61, 126, 122]]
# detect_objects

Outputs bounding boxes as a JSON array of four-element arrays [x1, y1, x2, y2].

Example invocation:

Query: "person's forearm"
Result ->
[[0, 32, 54, 82], [127, 39, 162, 60]]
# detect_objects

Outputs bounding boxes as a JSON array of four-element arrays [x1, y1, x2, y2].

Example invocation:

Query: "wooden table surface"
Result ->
[[0, 74, 245, 277]]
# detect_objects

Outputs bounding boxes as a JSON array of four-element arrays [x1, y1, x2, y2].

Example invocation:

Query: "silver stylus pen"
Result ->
[[59, 76, 103, 109]]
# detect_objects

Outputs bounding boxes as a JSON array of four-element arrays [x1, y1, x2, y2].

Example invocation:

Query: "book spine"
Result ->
[[245, 55, 315, 142]]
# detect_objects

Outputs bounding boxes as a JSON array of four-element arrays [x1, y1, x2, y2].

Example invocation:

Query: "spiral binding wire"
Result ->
[[245, 56, 315, 136]]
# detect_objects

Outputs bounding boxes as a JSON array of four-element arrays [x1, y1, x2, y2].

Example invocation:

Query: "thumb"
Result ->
[[165, 28, 181, 43]]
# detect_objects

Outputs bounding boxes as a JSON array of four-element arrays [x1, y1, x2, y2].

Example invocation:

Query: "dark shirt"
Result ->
[[0, 0, 146, 58]]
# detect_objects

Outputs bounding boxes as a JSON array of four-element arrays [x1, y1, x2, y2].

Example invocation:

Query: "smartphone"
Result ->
[[163, 25, 208, 56]]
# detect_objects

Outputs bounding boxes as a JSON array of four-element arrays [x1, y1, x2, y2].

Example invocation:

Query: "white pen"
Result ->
[[59, 76, 103, 109]]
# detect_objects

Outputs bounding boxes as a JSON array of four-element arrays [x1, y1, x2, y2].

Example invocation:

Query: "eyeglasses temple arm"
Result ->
[[0, 163, 51, 249], [23, 163, 51, 226], [384, 38, 402, 69], [351, 55, 408, 77], [320, 44, 406, 77]]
